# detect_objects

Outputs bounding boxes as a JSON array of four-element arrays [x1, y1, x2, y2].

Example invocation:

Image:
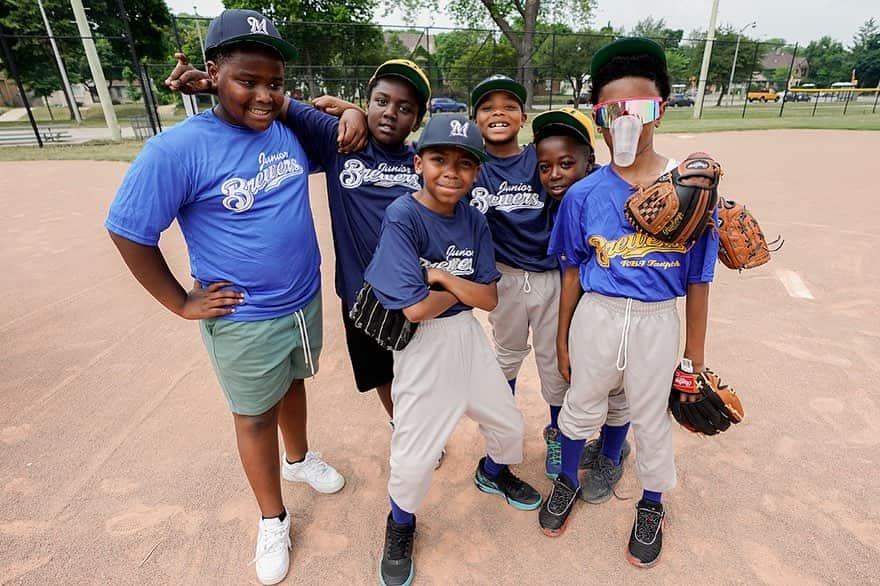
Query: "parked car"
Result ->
[[782, 91, 811, 102], [667, 93, 694, 107], [567, 94, 589, 105], [747, 89, 780, 102], [430, 97, 467, 113]]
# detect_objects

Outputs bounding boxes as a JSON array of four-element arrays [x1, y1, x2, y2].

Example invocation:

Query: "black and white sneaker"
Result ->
[[379, 513, 416, 586], [626, 499, 665, 568], [474, 457, 543, 510], [538, 473, 579, 537]]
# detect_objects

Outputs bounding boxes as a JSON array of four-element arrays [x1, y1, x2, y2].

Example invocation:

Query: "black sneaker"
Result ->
[[626, 499, 665, 568], [579, 437, 632, 470], [538, 473, 579, 537], [580, 454, 625, 504], [474, 457, 542, 510], [380, 513, 416, 586]]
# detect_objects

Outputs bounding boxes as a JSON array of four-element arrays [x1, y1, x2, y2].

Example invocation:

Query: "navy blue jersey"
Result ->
[[467, 144, 558, 272], [366, 194, 501, 318], [284, 99, 421, 307]]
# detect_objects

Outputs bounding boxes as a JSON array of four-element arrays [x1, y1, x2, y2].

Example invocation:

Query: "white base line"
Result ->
[[775, 269, 814, 300]]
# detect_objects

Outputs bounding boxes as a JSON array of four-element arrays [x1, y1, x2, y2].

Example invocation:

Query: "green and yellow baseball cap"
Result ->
[[370, 59, 431, 108], [590, 37, 667, 76], [532, 107, 596, 151], [471, 74, 527, 109]]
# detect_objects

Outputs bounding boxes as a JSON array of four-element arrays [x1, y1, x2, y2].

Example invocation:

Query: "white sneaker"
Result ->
[[250, 511, 291, 585], [282, 451, 345, 494]]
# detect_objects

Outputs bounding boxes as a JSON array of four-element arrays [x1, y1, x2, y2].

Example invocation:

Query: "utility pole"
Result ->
[[38, 0, 82, 124], [727, 21, 756, 107], [694, 0, 720, 119], [69, 0, 121, 140]]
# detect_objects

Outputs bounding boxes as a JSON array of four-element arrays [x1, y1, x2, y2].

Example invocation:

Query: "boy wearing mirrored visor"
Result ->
[[539, 38, 719, 569], [532, 109, 634, 504]]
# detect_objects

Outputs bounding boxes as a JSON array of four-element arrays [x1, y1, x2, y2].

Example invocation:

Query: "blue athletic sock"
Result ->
[[507, 378, 517, 394], [600, 422, 630, 466], [549, 405, 561, 429], [390, 496, 414, 526], [560, 433, 585, 489], [482, 454, 506, 478], [642, 490, 662, 504]]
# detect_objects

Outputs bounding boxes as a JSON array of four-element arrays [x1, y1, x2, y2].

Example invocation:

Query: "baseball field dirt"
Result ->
[[1, 129, 878, 584]]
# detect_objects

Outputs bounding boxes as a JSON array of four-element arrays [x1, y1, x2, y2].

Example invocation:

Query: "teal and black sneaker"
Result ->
[[543, 425, 563, 479], [474, 457, 542, 510], [379, 513, 415, 586]]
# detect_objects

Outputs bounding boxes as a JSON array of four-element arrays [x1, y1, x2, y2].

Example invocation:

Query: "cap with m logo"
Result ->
[[205, 9, 297, 61]]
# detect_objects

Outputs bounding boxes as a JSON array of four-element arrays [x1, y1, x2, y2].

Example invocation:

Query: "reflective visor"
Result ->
[[592, 97, 663, 128]]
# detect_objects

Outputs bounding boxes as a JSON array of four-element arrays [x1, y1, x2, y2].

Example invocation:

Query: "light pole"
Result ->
[[727, 21, 757, 107]]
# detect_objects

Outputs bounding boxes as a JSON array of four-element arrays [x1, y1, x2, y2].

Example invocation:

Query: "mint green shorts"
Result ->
[[199, 291, 322, 416]]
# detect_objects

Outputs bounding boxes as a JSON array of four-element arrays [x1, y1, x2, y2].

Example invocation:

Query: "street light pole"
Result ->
[[727, 21, 756, 107]]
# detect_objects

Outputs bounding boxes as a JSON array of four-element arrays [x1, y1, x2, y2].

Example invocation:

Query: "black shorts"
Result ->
[[341, 301, 394, 392]]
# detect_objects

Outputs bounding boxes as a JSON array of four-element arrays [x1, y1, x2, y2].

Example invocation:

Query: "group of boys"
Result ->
[[108, 9, 718, 585]]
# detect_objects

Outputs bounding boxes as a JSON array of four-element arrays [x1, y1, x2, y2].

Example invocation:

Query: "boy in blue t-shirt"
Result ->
[[532, 108, 634, 503], [469, 75, 597, 481], [366, 115, 541, 586], [538, 38, 719, 569], [105, 11, 345, 585]]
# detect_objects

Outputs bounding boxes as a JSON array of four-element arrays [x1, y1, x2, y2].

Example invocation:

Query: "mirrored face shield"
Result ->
[[592, 97, 663, 129]]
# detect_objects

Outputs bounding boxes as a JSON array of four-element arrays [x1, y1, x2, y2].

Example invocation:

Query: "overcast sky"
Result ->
[[167, 0, 876, 47]]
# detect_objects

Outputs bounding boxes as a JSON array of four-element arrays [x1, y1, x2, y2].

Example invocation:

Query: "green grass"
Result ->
[[0, 139, 146, 162]]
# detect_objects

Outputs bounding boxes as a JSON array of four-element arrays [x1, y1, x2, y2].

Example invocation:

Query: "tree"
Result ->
[[686, 26, 761, 104], [852, 18, 880, 87], [396, 0, 597, 108], [803, 36, 851, 87], [534, 27, 606, 108], [630, 17, 683, 48], [227, 0, 380, 98]]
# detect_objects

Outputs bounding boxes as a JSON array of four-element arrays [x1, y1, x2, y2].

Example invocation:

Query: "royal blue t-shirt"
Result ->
[[284, 99, 421, 309], [106, 110, 320, 321], [365, 194, 501, 318], [467, 143, 558, 272], [548, 164, 718, 302]]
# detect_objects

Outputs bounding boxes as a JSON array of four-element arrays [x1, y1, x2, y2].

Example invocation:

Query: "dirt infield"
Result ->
[[1, 130, 878, 585]]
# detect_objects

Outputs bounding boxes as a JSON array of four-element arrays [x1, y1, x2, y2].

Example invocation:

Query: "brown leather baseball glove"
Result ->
[[716, 198, 783, 270], [624, 152, 722, 245]]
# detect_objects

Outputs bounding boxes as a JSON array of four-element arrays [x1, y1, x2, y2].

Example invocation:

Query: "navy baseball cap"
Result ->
[[417, 115, 488, 162], [205, 9, 296, 62], [471, 74, 527, 109]]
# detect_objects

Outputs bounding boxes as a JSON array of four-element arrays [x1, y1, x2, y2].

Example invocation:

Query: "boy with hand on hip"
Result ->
[[538, 38, 718, 569], [106, 10, 343, 585], [532, 108, 633, 504], [365, 115, 541, 586]]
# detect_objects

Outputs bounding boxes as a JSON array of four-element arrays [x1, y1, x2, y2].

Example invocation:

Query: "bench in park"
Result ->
[[0, 127, 73, 146]]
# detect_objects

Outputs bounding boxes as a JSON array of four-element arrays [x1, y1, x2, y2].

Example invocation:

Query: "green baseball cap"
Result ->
[[590, 37, 667, 76], [371, 59, 432, 108], [471, 74, 527, 109]]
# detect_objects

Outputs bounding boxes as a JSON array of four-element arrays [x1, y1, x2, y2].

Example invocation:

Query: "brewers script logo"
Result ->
[[420, 244, 475, 276], [449, 119, 469, 137], [221, 151, 304, 213], [469, 181, 543, 214], [339, 159, 420, 190], [588, 233, 686, 268], [247, 16, 268, 34]]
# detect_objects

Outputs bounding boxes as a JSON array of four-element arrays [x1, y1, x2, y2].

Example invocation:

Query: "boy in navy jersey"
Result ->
[[107, 11, 344, 584], [533, 108, 634, 503], [366, 115, 541, 586], [539, 38, 718, 568]]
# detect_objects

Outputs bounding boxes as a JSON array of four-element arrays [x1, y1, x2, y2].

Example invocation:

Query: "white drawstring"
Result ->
[[295, 310, 316, 375], [522, 271, 532, 294], [616, 298, 633, 371]]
